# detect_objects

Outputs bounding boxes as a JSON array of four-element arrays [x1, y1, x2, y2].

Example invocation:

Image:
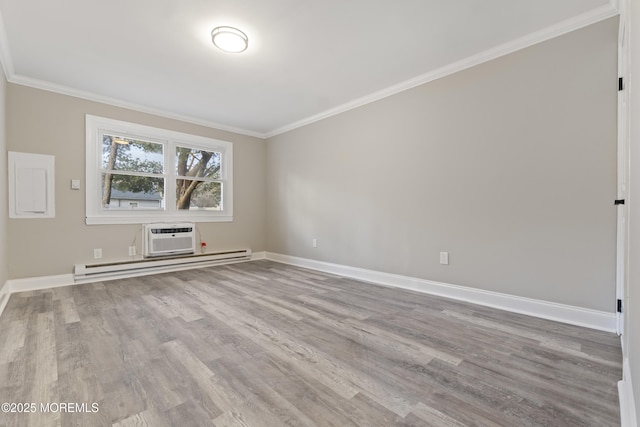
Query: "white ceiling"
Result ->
[[0, 0, 616, 138]]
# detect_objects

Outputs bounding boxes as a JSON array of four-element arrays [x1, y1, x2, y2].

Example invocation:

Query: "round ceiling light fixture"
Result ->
[[211, 26, 248, 53]]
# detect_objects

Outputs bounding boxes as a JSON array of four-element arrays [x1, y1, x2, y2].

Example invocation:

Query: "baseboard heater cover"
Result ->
[[74, 249, 251, 283]]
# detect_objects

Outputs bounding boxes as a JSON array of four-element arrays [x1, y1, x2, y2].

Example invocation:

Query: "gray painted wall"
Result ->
[[266, 17, 618, 312], [6, 85, 267, 278]]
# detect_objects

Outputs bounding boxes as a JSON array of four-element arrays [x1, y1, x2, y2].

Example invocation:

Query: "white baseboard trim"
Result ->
[[0, 253, 269, 320], [6, 274, 75, 294], [265, 252, 617, 333], [74, 250, 253, 284], [0, 274, 75, 319], [0, 253, 617, 333], [619, 358, 638, 427], [0, 281, 9, 318]]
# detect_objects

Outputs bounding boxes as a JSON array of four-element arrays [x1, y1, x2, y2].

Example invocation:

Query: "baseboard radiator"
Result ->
[[74, 249, 251, 284]]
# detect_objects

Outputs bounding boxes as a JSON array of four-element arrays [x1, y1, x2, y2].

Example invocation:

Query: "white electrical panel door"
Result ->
[[9, 152, 55, 218]]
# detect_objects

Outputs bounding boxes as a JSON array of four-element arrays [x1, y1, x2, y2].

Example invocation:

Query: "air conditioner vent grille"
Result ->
[[151, 227, 193, 234], [144, 222, 195, 257], [153, 236, 194, 253]]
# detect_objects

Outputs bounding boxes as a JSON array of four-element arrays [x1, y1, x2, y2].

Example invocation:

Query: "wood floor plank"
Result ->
[[162, 400, 213, 427], [0, 319, 27, 364], [112, 408, 171, 427], [410, 401, 468, 427], [198, 294, 362, 401], [251, 353, 371, 427], [161, 339, 242, 415], [0, 260, 622, 426], [54, 297, 80, 325], [212, 356, 319, 427]]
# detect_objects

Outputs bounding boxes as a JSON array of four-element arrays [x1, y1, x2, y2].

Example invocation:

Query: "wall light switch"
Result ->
[[440, 252, 449, 265], [71, 179, 81, 190]]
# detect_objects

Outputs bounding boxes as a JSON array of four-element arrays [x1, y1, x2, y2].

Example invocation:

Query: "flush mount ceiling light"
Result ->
[[211, 26, 248, 53]]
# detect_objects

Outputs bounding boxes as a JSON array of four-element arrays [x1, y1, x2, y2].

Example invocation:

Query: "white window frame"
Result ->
[[85, 115, 233, 225]]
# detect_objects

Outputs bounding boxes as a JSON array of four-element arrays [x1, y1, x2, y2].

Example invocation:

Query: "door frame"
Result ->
[[617, 1, 630, 337]]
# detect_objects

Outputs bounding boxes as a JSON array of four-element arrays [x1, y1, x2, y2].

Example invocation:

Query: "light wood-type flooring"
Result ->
[[0, 260, 622, 426]]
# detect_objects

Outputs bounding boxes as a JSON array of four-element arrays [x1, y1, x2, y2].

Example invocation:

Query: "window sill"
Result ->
[[86, 214, 233, 225]]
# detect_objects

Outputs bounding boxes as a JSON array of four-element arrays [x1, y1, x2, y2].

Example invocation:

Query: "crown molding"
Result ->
[[8, 74, 266, 139], [0, 7, 14, 81], [610, 0, 621, 12], [0, 1, 264, 139], [0, 2, 619, 140], [264, 3, 619, 138]]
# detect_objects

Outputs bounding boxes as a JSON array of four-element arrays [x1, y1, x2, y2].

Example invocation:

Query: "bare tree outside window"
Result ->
[[101, 135, 223, 211], [101, 135, 164, 209], [86, 115, 233, 224], [176, 146, 222, 210]]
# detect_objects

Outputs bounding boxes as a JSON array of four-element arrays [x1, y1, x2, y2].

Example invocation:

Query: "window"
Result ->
[[86, 115, 233, 224]]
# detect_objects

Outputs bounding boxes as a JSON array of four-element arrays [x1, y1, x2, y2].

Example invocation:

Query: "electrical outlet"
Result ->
[[312, 238, 318, 248], [94, 248, 102, 259], [440, 251, 449, 265], [128, 246, 136, 256]]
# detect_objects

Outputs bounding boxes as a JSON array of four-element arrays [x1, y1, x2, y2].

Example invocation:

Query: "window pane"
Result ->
[[176, 180, 221, 210], [102, 135, 164, 174], [102, 173, 165, 210], [175, 146, 221, 179]]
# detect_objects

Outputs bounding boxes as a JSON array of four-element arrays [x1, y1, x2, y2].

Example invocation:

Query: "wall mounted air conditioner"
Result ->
[[143, 222, 195, 257]]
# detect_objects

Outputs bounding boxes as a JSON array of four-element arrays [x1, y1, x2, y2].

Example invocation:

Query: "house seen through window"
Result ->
[[86, 115, 233, 225]]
